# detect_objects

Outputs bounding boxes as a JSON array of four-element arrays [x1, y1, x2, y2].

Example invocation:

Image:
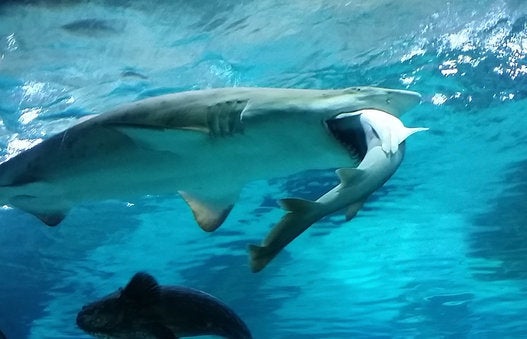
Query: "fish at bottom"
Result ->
[[77, 272, 252, 339]]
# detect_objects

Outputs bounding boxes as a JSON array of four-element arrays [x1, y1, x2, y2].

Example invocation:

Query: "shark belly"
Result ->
[[0, 117, 354, 225]]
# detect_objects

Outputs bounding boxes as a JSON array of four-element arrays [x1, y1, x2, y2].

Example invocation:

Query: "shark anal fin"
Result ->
[[36, 213, 67, 226], [345, 201, 364, 221], [335, 168, 365, 186], [9, 195, 69, 227], [178, 191, 235, 232]]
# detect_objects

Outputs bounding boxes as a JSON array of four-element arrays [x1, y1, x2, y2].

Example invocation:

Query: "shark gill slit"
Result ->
[[207, 101, 246, 137]]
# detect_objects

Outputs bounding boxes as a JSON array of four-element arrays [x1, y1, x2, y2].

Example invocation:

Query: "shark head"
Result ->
[[342, 86, 422, 117], [313, 86, 422, 119]]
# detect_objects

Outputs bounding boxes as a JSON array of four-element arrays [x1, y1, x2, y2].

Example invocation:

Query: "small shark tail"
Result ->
[[248, 198, 322, 273]]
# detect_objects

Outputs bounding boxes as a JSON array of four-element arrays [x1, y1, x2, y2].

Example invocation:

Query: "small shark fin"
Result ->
[[178, 191, 235, 232], [278, 198, 320, 214], [9, 195, 69, 226], [250, 198, 322, 273], [402, 127, 429, 140], [248, 244, 272, 273], [335, 168, 365, 186], [122, 272, 161, 306], [345, 201, 365, 221]]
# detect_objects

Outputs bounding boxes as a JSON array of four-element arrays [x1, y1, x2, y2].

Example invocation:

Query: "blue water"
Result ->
[[1, 0, 527, 338]]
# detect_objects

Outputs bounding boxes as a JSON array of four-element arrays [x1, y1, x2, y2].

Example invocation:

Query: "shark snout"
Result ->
[[386, 88, 422, 114]]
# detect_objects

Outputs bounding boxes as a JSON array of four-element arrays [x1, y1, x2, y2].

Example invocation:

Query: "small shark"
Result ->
[[249, 109, 427, 272], [0, 86, 424, 269], [77, 272, 252, 339]]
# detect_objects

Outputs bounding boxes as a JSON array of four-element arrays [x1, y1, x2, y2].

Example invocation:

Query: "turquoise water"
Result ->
[[1, 0, 527, 338]]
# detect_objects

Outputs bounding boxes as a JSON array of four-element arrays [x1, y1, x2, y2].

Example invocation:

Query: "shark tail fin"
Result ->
[[248, 198, 323, 273]]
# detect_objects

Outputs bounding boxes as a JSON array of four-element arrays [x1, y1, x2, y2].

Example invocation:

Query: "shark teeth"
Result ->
[[325, 112, 368, 162]]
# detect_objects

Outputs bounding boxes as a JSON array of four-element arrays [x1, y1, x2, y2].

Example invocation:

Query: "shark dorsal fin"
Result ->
[[178, 191, 234, 232], [122, 272, 161, 306], [335, 168, 365, 186], [279, 198, 320, 214]]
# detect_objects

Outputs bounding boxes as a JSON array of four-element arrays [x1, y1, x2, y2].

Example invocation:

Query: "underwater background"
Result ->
[[1, 0, 527, 337]]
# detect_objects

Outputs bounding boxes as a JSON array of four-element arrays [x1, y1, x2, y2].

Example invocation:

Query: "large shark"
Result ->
[[0, 86, 424, 267]]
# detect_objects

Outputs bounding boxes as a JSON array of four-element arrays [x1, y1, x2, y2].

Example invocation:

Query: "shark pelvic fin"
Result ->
[[335, 168, 365, 186], [35, 213, 67, 226], [178, 191, 234, 232], [9, 195, 68, 226]]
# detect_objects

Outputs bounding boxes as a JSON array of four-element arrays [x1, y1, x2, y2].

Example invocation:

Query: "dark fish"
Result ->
[[0, 329, 6, 339], [76, 272, 252, 339]]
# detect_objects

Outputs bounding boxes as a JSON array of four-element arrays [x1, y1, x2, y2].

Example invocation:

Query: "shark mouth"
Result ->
[[325, 112, 369, 162]]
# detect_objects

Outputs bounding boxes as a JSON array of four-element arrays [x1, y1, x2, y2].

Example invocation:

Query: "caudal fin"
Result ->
[[248, 198, 323, 273]]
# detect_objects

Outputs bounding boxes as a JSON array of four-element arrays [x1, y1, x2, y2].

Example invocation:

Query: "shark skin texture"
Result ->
[[0, 86, 425, 271]]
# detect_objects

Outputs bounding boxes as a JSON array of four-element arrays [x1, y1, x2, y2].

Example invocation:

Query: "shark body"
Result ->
[[0, 86, 424, 270]]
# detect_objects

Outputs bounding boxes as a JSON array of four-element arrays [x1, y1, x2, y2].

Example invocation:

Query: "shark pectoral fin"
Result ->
[[178, 191, 235, 232], [9, 195, 69, 226], [335, 168, 365, 186], [345, 201, 365, 221]]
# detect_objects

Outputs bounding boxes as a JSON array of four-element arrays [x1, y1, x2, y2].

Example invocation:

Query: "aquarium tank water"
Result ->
[[1, 0, 527, 338]]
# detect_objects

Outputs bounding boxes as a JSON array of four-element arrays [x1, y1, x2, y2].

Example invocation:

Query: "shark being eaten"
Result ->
[[0, 86, 426, 270], [249, 108, 427, 272]]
